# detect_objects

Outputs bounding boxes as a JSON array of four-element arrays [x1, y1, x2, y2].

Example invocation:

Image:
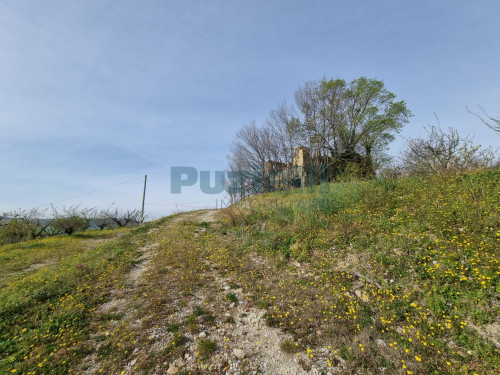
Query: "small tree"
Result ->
[[94, 214, 113, 230], [51, 206, 94, 236], [401, 122, 496, 176], [103, 208, 141, 227], [0, 209, 50, 244]]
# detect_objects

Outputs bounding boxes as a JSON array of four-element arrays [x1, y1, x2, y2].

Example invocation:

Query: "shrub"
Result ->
[[225, 293, 238, 303], [0, 209, 50, 244], [401, 123, 497, 176]]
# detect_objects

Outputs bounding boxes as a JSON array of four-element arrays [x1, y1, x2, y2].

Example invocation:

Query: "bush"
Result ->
[[225, 293, 238, 303], [93, 215, 113, 230], [401, 123, 497, 176], [280, 339, 296, 353], [0, 209, 50, 245]]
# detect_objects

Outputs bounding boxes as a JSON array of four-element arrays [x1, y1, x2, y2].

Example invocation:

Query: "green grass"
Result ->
[[225, 292, 238, 303], [197, 338, 216, 359], [218, 169, 500, 374], [1, 171, 498, 374], [0, 227, 142, 374], [0, 228, 129, 288]]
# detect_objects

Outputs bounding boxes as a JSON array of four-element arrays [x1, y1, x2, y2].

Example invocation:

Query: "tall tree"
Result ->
[[227, 120, 274, 196], [295, 77, 411, 175], [227, 76, 411, 199], [265, 101, 300, 164]]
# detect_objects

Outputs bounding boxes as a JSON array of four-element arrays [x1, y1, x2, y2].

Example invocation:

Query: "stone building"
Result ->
[[264, 146, 332, 191]]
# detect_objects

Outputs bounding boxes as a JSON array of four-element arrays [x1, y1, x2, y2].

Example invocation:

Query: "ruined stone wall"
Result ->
[[264, 146, 337, 190]]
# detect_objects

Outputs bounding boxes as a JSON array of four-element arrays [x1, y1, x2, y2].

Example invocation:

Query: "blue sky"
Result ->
[[1, 0, 499, 217]]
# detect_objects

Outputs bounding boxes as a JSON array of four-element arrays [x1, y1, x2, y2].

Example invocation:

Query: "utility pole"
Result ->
[[140, 175, 147, 223]]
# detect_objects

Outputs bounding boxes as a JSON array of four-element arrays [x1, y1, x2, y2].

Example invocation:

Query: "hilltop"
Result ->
[[0, 170, 499, 374]]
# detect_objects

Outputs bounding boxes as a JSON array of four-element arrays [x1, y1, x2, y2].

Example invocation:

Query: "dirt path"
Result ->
[[209, 272, 311, 375], [80, 222, 167, 373], [81, 210, 335, 374], [154, 210, 323, 374]]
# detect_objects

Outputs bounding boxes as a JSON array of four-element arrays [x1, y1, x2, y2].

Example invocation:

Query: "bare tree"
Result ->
[[227, 120, 276, 195], [226, 157, 255, 202], [266, 101, 301, 164], [467, 105, 500, 135], [401, 121, 497, 176], [20, 209, 51, 239], [103, 208, 141, 227], [51, 205, 94, 235], [94, 214, 113, 230]]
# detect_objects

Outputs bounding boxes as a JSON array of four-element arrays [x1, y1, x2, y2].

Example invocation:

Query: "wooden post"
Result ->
[[140, 175, 147, 223]]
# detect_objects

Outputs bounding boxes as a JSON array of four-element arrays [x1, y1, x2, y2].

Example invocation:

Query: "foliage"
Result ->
[[2, 171, 498, 373], [0, 227, 134, 374], [0, 205, 143, 245], [294, 77, 411, 175], [0, 209, 51, 245], [227, 77, 411, 198]]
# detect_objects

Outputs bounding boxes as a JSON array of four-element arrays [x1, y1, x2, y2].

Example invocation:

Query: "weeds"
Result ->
[[280, 339, 296, 353], [197, 338, 216, 359], [225, 293, 238, 303]]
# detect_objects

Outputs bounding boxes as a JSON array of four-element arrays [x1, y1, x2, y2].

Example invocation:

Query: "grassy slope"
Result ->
[[0, 170, 498, 375], [0, 225, 156, 374], [222, 169, 499, 373]]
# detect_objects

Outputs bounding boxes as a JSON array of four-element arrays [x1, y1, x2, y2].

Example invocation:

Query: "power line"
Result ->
[[145, 198, 216, 206], [145, 202, 215, 209], [34, 176, 145, 209]]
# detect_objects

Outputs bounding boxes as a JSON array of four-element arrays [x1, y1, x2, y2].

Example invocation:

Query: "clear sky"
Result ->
[[1, 0, 499, 217]]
